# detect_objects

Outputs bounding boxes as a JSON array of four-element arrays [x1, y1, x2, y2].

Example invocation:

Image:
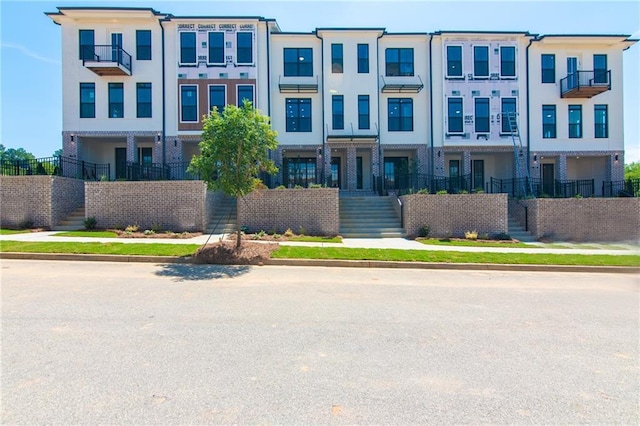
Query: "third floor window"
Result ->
[[541, 54, 555, 83], [236, 32, 253, 64], [331, 43, 343, 73], [136, 30, 151, 60], [79, 29, 94, 60], [446, 45, 463, 77], [284, 48, 313, 77], [357, 44, 369, 73], [208, 32, 225, 64], [473, 46, 489, 78], [386, 48, 414, 76], [500, 46, 516, 78], [180, 32, 196, 65]]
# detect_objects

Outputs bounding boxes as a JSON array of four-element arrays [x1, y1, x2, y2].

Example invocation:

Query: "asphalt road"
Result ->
[[2, 260, 638, 425]]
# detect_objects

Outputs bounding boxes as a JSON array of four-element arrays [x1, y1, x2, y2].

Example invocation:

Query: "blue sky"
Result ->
[[1, 0, 639, 161]]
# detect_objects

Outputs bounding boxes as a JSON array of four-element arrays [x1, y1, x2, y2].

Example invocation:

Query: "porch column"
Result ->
[[461, 150, 471, 176], [416, 145, 428, 175], [346, 146, 357, 191], [323, 146, 332, 187], [126, 133, 136, 163], [167, 137, 182, 163], [434, 147, 445, 177], [274, 148, 284, 187], [315, 146, 323, 187], [154, 132, 163, 164], [62, 131, 79, 159], [558, 154, 567, 181], [610, 153, 624, 181]]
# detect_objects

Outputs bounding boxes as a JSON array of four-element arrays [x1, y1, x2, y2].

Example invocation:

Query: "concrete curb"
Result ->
[[1, 252, 638, 274]]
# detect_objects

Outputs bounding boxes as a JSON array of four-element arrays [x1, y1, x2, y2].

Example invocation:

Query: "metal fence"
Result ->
[[489, 177, 595, 198], [602, 178, 640, 197], [0, 156, 110, 181], [373, 173, 476, 195]]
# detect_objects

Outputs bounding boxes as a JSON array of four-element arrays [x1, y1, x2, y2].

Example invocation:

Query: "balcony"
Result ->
[[82, 45, 132, 76], [278, 75, 318, 93], [381, 75, 424, 93], [560, 70, 610, 98]]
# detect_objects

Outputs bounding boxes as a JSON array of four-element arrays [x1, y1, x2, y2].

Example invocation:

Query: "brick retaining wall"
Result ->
[[52, 177, 85, 226], [239, 188, 339, 236], [85, 181, 208, 232], [401, 193, 508, 238]]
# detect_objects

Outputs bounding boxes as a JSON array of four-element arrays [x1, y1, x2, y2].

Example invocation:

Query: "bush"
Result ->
[[464, 230, 478, 240], [143, 229, 155, 235], [275, 185, 286, 190], [125, 224, 139, 233], [458, 189, 469, 194], [436, 189, 448, 195], [309, 183, 323, 188], [493, 232, 512, 241], [417, 188, 430, 194], [284, 228, 294, 237], [418, 225, 430, 238], [19, 219, 34, 230], [151, 222, 163, 233], [297, 226, 307, 236], [84, 216, 97, 230]]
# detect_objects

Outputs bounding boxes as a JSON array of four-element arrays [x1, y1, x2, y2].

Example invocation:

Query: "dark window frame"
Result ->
[[332, 95, 344, 130], [448, 97, 464, 133], [208, 31, 225, 64], [180, 85, 198, 122], [357, 43, 369, 73], [500, 46, 516, 78], [541, 54, 556, 83], [388, 98, 413, 132], [79, 82, 95, 118], [568, 105, 582, 139], [542, 104, 556, 139], [446, 45, 463, 78], [108, 82, 124, 119], [331, 43, 343, 73], [385, 48, 414, 77], [208, 84, 226, 114], [358, 95, 370, 130], [473, 45, 489, 78], [286, 98, 312, 132], [136, 30, 152, 61], [593, 54, 608, 84], [500, 97, 517, 133], [474, 97, 490, 133], [180, 32, 197, 65], [79, 29, 94, 60], [237, 85, 254, 107], [594, 104, 608, 138], [283, 48, 313, 77], [236, 32, 253, 65], [136, 82, 152, 118]]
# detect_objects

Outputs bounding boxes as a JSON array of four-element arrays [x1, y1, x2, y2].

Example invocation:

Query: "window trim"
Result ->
[[594, 104, 608, 139], [541, 54, 556, 84], [207, 31, 225, 65], [357, 43, 369, 74], [542, 104, 557, 139], [447, 97, 464, 134], [136, 82, 152, 118], [332, 95, 344, 130], [385, 48, 414, 77], [79, 29, 94, 60], [388, 98, 414, 132], [79, 82, 95, 118], [108, 82, 124, 119], [236, 31, 253, 65], [179, 84, 199, 123], [283, 47, 313, 77], [331, 43, 343, 73], [446, 45, 464, 79], [179, 31, 197, 66], [286, 98, 312, 133], [473, 45, 490, 79], [568, 104, 582, 139], [136, 30, 152, 61], [499, 46, 516, 79], [208, 84, 227, 114], [237, 84, 255, 107], [474, 97, 490, 133], [500, 97, 517, 134]]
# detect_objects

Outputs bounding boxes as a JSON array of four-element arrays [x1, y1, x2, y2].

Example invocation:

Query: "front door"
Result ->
[[449, 160, 460, 192], [472, 159, 484, 192], [115, 147, 126, 179], [111, 32, 123, 63], [330, 157, 341, 188], [567, 57, 578, 90], [542, 163, 555, 196], [384, 157, 408, 190]]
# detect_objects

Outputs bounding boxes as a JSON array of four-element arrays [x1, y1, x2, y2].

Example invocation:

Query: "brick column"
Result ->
[[610, 153, 624, 181], [346, 146, 357, 191], [558, 154, 567, 181], [154, 132, 163, 164], [461, 150, 471, 176], [62, 131, 79, 159], [416, 145, 428, 175], [126, 133, 136, 162], [315, 146, 323, 186], [274, 148, 284, 187], [434, 148, 445, 177]]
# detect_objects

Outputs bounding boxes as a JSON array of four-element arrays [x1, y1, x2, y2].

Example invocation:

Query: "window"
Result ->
[[501, 98, 517, 133], [357, 44, 369, 73], [79, 29, 94, 60], [79, 83, 95, 118], [209, 85, 226, 114], [138, 147, 152, 166], [568, 105, 582, 138], [332, 95, 344, 130], [284, 48, 313, 77], [474, 98, 490, 133], [136, 30, 151, 60], [331, 43, 343, 73], [388, 98, 413, 131], [594, 104, 608, 138], [473, 46, 489, 78], [237, 32, 252, 64], [180, 85, 198, 122], [208, 32, 225, 64], [542, 105, 556, 138], [108, 83, 124, 118], [500, 46, 516, 78], [541, 54, 555, 83], [180, 32, 196, 65], [237, 85, 254, 106], [386, 48, 414, 76], [284, 157, 317, 187], [593, 54, 608, 84], [136, 83, 152, 118], [286, 98, 312, 132], [448, 98, 463, 133], [446, 45, 463, 77], [358, 95, 370, 130]]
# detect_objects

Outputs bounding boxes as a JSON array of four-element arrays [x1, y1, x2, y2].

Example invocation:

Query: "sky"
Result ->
[[1, 0, 639, 162]]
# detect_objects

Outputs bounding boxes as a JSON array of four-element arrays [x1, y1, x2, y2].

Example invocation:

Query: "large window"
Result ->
[[568, 105, 582, 138], [358, 95, 370, 130], [136, 83, 152, 118], [446, 45, 463, 77], [473, 46, 489, 78], [209, 85, 226, 114], [357, 44, 369, 73], [79, 29, 94, 60], [286, 98, 312, 132], [180, 85, 198, 122], [474, 98, 490, 133], [208, 32, 225, 64], [386, 48, 414, 76], [332, 95, 344, 129], [108, 83, 124, 118], [388, 98, 413, 131], [500, 46, 516, 78], [284, 157, 317, 187], [542, 105, 556, 138], [136, 30, 151, 60], [541, 54, 555, 83], [331, 43, 343, 73], [284, 48, 313, 76], [79, 83, 95, 118], [236, 32, 252, 64], [448, 98, 463, 133], [237, 85, 254, 106], [180, 32, 196, 65], [593, 54, 608, 84], [501, 98, 517, 133], [594, 104, 608, 138]]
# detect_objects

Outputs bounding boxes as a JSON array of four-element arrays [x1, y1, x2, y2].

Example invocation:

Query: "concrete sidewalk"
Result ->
[[1, 231, 638, 256]]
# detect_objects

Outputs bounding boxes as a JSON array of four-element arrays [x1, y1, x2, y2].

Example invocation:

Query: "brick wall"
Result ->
[[52, 177, 85, 226], [518, 198, 640, 242], [401, 193, 508, 238], [1, 176, 53, 228], [85, 181, 208, 232], [238, 188, 339, 236]]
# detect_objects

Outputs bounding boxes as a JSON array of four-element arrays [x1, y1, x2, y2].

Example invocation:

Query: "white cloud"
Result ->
[[1, 43, 60, 65]]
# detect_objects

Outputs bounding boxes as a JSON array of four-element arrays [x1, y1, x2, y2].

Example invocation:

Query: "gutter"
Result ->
[[428, 34, 434, 178], [159, 16, 167, 166], [376, 31, 384, 187], [525, 36, 534, 176], [265, 22, 273, 185]]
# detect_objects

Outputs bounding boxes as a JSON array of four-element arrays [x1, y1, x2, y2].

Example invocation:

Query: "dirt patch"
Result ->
[[193, 240, 279, 265], [111, 230, 202, 239]]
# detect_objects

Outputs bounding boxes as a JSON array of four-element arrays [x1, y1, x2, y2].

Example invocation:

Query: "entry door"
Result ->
[[330, 157, 341, 188], [115, 147, 126, 179], [542, 163, 555, 196], [111, 33, 123, 63], [472, 159, 484, 191], [384, 157, 408, 190], [449, 160, 460, 192], [567, 57, 578, 89], [356, 156, 363, 190]]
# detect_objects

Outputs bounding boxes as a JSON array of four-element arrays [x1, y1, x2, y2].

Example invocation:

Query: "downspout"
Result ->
[[428, 34, 434, 179], [376, 31, 384, 193], [265, 21, 272, 186], [159, 16, 167, 167], [315, 30, 326, 185]]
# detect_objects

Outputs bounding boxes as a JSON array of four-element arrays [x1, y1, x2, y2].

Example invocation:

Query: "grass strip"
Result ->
[[287, 236, 342, 243], [0, 241, 199, 257], [418, 238, 532, 248], [52, 231, 119, 238], [0, 229, 31, 235], [272, 246, 640, 267]]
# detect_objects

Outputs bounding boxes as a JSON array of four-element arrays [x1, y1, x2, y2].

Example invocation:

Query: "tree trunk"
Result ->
[[236, 224, 242, 250]]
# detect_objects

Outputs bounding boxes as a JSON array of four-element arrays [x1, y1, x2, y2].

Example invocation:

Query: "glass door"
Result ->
[[449, 160, 460, 192], [472, 159, 484, 192], [542, 163, 555, 196], [567, 57, 578, 90], [330, 157, 341, 188], [111, 33, 123, 63]]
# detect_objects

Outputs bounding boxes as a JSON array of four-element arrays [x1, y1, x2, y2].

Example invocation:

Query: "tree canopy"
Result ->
[[0, 144, 36, 162], [189, 101, 279, 247], [625, 161, 640, 180]]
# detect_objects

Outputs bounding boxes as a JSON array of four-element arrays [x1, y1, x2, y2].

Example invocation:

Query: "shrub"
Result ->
[[436, 189, 448, 195], [284, 228, 294, 237], [84, 216, 97, 230], [19, 219, 34, 230], [293, 185, 303, 189], [464, 230, 478, 240], [143, 229, 155, 235], [417, 188, 430, 194], [273, 233, 281, 239], [252, 230, 266, 240], [574, 193, 583, 199], [418, 225, 430, 238], [493, 232, 512, 241], [125, 224, 139, 233], [275, 185, 286, 190], [458, 189, 469, 194], [151, 222, 163, 233], [309, 183, 323, 188], [297, 226, 307, 236], [479, 233, 489, 240]]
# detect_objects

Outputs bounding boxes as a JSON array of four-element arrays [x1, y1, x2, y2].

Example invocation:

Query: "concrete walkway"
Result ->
[[1, 231, 638, 256]]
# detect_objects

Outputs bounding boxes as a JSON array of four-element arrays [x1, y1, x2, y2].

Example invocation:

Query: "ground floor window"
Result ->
[[384, 157, 409, 189], [283, 157, 317, 187], [472, 159, 484, 191]]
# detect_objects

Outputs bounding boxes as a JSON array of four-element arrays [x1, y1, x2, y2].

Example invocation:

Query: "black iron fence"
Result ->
[[124, 162, 202, 181], [489, 177, 595, 198], [602, 178, 640, 197], [0, 156, 110, 181], [373, 173, 476, 195]]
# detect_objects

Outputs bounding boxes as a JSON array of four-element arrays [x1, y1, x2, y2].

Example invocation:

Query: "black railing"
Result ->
[[602, 178, 640, 197], [560, 70, 610, 95], [165, 161, 201, 180], [0, 156, 110, 181], [490, 177, 595, 198], [125, 162, 167, 181], [374, 173, 476, 195], [82, 45, 132, 73]]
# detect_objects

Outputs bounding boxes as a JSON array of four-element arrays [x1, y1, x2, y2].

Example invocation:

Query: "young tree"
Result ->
[[625, 161, 640, 180], [189, 100, 278, 249]]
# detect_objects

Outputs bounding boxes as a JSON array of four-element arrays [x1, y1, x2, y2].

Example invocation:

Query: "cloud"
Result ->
[[1, 42, 60, 65]]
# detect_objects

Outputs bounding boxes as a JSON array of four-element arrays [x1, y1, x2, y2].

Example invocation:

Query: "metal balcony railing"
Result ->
[[560, 70, 610, 98], [82, 45, 132, 74]]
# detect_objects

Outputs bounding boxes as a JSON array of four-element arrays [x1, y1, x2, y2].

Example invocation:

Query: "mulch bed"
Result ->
[[192, 240, 280, 265], [111, 230, 202, 239]]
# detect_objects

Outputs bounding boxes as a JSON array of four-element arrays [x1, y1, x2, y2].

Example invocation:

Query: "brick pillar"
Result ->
[[434, 147, 445, 177], [323, 147, 332, 187], [416, 145, 428, 175], [274, 148, 284, 187], [126, 133, 136, 162], [62, 131, 79, 159], [610, 153, 624, 181], [461, 150, 471, 176], [154, 132, 163, 164], [346, 146, 357, 191], [558, 154, 567, 181], [315, 146, 323, 186]]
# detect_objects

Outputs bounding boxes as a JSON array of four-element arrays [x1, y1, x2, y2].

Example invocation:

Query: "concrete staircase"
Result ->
[[53, 206, 86, 231], [339, 196, 405, 238], [508, 215, 537, 243], [205, 196, 237, 235]]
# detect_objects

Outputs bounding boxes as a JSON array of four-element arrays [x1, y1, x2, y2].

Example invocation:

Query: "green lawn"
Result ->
[[418, 238, 533, 248], [52, 231, 119, 238], [0, 241, 199, 257], [0, 229, 31, 235]]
